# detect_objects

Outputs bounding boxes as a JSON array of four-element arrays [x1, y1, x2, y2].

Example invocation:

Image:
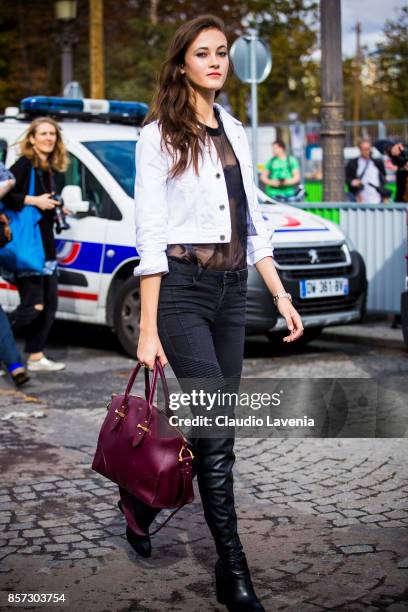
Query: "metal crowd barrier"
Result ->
[[290, 202, 408, 314]]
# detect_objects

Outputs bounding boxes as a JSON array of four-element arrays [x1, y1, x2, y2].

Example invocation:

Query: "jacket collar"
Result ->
[[213, 102, 242, 127], [211, 103, 247, 168]]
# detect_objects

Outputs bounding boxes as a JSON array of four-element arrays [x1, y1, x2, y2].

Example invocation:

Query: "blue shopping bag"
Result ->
[[0, 167, 46, 273]]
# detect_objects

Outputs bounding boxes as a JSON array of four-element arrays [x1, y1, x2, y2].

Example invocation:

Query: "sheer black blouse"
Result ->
[[166, 106, 248, 270]]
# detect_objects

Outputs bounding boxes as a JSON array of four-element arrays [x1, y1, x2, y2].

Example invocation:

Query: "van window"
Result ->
[[65, 153, 122, 220], [83, 141, 136, 198]]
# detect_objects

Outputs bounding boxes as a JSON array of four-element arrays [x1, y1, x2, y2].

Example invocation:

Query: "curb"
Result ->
[[321, 329, 406, 351]]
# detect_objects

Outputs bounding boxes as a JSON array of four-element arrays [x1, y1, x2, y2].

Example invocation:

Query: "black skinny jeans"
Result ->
[[157, 256, 248, 559], [158, 257, 247, 379], [9, 270, 58, 354]]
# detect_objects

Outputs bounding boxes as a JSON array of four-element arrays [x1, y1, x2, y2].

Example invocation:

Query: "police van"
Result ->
[[0, 96, 367, 356]]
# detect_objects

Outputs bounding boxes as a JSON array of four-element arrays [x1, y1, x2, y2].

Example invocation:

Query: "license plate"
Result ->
[[299, 277, 349, 299]]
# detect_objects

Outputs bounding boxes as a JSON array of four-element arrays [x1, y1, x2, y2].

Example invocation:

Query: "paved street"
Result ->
[[0, 320, 407, 612]]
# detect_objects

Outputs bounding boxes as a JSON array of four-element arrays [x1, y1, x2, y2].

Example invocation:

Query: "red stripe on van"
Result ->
[[0, 282, 98, 301], [58, 290, 98, 301], [0, 282, 16, 290]]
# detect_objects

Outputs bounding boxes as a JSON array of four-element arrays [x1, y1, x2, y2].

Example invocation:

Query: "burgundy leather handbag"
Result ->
[[92, 358, 194, 536]]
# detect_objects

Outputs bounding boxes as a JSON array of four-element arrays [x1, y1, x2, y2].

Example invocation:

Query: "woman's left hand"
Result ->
[[276, 298, 304, 342]]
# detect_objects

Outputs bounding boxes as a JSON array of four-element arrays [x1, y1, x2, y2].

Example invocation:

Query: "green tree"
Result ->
[[253, 0, 319, 122], [374, 4, 408, 118], [0, 0, 319, 124]]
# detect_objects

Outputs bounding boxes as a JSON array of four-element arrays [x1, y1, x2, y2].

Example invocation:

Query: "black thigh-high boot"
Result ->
[[118, 494, 162, 558], [194, 435, 265, 612]]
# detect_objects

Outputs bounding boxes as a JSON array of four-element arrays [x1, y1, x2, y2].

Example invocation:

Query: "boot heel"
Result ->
[[214, 557, 265, 611], [215, 574, 226, 604]]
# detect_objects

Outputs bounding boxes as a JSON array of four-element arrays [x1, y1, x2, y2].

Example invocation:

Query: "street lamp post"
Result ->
[[89, 0, 105, 99], [246, 28, 259, 186], [320, 0, 345, 201], [54, 0, 78, 94]]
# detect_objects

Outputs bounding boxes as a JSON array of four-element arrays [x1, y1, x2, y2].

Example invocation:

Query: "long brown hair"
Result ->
[[19, 117, 69, 172], [144, 14, 233, 180]]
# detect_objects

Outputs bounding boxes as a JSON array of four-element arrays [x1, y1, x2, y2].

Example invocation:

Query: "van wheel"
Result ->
[[113, 277, 140, 358]]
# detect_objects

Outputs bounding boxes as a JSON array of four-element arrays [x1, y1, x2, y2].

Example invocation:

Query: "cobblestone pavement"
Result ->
[[0, 324, 407, 611]]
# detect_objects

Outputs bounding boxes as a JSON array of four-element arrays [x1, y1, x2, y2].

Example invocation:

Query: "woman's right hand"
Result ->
[[32, 194, 59, 211], [137, 329, 168, 370]]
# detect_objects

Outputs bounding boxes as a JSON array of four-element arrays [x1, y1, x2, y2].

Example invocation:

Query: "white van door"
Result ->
[[51, 148, 112, 320]]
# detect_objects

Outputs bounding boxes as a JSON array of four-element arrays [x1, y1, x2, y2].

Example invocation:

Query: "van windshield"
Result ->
[[83, 140, 136, 197]]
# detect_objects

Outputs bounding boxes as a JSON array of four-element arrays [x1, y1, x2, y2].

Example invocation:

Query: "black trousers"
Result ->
[[157, 256, 248, 559], [9, 270, 58, 354]]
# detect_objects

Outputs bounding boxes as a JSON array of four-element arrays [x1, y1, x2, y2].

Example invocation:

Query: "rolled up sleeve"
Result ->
[[246, 193, 275, 266], [244, 152, 274, 266], [247, 235, 274, 267], [237, 127, 274, 267], [133, 123, 170, 277]]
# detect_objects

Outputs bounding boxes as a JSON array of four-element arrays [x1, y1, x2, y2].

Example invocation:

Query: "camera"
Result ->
[[374, 140, 408, 168], [392, 144, 408, 169], [52, 193, 70, 234]]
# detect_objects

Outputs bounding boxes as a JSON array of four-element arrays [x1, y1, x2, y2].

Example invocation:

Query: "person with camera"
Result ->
[[2, 117, 68, 372], [374, 140, 408, 203], [260, 139, 301, 200], [346, 139, 388, 203]]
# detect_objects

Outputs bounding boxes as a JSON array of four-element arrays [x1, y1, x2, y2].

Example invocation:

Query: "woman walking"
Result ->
[[3, 118, 68, 372], [132, 15, 304, 611]]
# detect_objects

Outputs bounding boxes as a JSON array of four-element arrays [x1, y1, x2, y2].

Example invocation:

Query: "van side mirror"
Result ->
[[61, 185, 90, 214]]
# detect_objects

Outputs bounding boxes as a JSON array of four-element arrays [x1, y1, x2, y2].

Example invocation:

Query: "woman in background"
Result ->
[[3, 118, 68, 372]]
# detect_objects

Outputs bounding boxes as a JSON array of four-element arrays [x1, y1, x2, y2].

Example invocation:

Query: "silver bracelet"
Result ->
[[273, 291, 292, 306]]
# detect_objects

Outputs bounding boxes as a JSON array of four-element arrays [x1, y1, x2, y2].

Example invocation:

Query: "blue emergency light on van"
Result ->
[[20, 96, 148, 125]]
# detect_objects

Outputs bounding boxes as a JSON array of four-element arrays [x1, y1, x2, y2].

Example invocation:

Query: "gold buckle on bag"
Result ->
[[178, 446, 194, 462]]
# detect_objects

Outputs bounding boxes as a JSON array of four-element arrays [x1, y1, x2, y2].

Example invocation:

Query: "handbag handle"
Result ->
[[123, 358, 170, 417], [146, 359, 171, 418], [144, 366, 151, 399], [28, 167, 36, 197]]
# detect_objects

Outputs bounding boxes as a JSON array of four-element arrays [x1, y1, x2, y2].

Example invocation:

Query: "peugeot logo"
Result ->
[[308, 248, 320, 264]]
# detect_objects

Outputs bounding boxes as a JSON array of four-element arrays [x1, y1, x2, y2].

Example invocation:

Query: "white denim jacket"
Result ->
[[133, 102, 274, 276]]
